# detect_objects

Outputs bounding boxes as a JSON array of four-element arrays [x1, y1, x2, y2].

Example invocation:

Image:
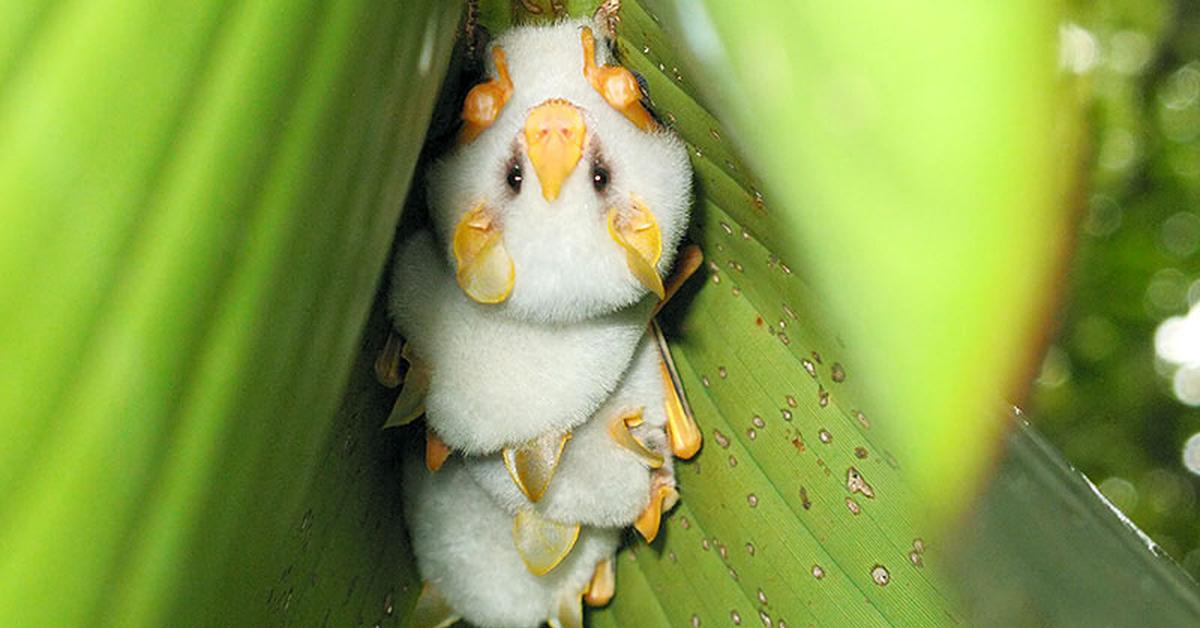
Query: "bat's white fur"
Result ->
[[403, 456, 619, 628], [426, 18, 692, 324], [389, 231, 654, 454], [466, 336, 669, 527]]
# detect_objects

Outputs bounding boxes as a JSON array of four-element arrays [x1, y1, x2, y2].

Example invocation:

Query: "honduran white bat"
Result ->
[[382, 13, 701, 627]]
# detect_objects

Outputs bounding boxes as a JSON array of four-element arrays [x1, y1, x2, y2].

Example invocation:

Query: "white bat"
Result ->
[[386, 13, 701, 627]]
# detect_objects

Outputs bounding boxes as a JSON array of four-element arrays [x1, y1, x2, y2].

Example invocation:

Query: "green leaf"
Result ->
[[0, 1, 461, 623], [638, 0, 1079, 526], [954, 418, 1200, 625]]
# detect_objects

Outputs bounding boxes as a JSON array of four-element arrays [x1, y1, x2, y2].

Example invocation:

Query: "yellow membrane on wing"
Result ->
[[452, 203, 514, 304], [502, 431, 571, 502], [383, 343, 428, 429], [374, 331, 404, 388], [606, 196, 664, 299], [512, 508, 581, 576], [607, 408, 664, 469]]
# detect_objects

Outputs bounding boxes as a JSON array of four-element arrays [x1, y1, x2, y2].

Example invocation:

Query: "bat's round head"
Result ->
[[427, 19, 692, 324]]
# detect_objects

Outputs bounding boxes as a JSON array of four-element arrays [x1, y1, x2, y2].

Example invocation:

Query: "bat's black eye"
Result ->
[[592, 164, 610, 193], [505, 162, 523, 193]]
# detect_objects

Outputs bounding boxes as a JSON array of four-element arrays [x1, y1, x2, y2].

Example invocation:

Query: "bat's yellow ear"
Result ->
[[459, 46, 513, 144], [581, 27, 655, 132], [452, 203, 515, 304], [607, 195, 665, 299]]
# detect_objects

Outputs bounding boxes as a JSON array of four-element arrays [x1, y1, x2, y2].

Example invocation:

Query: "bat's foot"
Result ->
[[633, 468, 678, 543], [583, 556, 616, 606]]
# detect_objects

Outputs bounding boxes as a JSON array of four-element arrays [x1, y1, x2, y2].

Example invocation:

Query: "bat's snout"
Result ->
[[523, 100, 585, 202]]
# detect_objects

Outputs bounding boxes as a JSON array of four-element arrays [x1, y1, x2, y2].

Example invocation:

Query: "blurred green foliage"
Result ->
[[1033, 0, 1200, 577]]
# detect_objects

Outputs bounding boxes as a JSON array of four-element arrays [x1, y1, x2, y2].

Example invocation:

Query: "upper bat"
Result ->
[[426, 18, 692, 324]]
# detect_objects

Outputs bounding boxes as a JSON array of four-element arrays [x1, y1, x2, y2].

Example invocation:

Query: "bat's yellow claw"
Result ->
[[633, 481, 678, 543], [453, 203, 515, 304], [583, 557, 615, 607], [607, 197, 664, 299], [651, 320, 702, 458], [425, 430, 451, 472], [607, 408, 664, 469], [513, 508, 581, 576], [661, 365, 701, 459], [503, 431, 571, 502]]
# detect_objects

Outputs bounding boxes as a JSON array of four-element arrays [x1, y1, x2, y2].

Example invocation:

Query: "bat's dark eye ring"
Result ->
[[592, 164, 610, 193], [506, 162, 523, 193]]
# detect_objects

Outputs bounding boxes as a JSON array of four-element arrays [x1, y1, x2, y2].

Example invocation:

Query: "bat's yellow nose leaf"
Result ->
[[512, 508, 581, 576], [606, 197, 664, 299], [633, 481, 678, 543], [607, 408, 665, 469], [524, 100, 585, 201], [581, 27, 655, 132], [452, 204, 515, 304], [459, 46, 513, 144], [502, 430, 571, 502]]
